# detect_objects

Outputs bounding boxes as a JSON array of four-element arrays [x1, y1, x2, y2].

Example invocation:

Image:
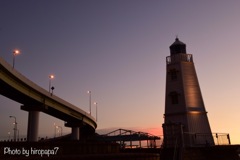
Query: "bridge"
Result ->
[[0, 57, 97, 141]]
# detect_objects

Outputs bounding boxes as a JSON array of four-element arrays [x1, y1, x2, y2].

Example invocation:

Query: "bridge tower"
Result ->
[[163, 37, 214, 147]]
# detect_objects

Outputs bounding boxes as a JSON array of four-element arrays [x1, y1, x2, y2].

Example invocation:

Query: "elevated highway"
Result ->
[[0, 57, 97, 141]]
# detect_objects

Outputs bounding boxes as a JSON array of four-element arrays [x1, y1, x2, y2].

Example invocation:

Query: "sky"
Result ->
[[0, 0, 240, 144]]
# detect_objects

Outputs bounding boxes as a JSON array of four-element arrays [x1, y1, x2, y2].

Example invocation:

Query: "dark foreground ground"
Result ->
[[160, 145, 240, 160], [0, 141, 159, 160], [0, 141, 239, 160]]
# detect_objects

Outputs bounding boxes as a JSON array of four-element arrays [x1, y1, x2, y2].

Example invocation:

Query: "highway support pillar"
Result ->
[[65, 121, 81, 140], [27, 111, 40, 141], [21, 105, 42, 142], [71, 127, 80, 140]]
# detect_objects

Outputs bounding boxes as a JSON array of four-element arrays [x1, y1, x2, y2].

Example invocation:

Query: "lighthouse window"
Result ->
[[169, 92, 179, 104], [169, 69, 178, 80]]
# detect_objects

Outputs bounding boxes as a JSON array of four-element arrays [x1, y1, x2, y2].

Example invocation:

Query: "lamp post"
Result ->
[[53, 123, 56, 137], [87, 91, 92, 115], [56, 126, 62, 136], [12, 49, 20, 69], [9, 116, 17, 141], [94, 102, 98, 122], [8, 132, 10, 141], [51, 86, 55, 96], [17, 129, 19, 141], [49, 74, 54, 92]]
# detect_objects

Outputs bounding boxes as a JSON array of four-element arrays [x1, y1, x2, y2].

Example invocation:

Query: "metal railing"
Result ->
[[162, 132, 231, 148], [182, 132, 231, 147], [166, 54, 193, 64]]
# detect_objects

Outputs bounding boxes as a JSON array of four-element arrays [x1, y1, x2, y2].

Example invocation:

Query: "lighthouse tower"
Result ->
[[163, 37, 213, 147]]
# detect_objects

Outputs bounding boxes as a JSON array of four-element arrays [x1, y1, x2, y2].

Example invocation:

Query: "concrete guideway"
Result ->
[[0, 57, 97, 141]]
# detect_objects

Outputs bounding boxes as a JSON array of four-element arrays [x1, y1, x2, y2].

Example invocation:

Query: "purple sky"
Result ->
[[1, 0, 240, 144]]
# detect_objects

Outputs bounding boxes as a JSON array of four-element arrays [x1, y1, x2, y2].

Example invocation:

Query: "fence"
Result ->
[[182, 132, 230, 147], [162, 132, 231, 148]]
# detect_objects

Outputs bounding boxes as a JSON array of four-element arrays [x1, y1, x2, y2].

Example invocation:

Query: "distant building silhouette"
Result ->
[[163, 38, 214, 147]]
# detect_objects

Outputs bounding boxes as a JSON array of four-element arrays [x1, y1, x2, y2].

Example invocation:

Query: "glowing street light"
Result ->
[[94, 102, 98, 122], [49, 74, 54, 92], [87, 91, 92, 115], [12, 49, 20, 69], [9, 116, 17, 141], [56, 126, 62, 136]]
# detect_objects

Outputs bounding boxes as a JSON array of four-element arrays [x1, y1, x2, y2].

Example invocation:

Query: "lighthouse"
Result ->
[[163, 37, 214, 147]]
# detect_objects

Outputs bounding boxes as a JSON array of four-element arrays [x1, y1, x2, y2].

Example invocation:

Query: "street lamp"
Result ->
[[49, 74, 54, 92], [51, 86, 55, 96], [94, 102, 98, 122], [12, 49, 20, 69], [17, 129, 19, 141], [87, 91, 92, 115], [53, 123, 56, 137], [8, 132, 11, 141], [9, 116, 17, 141], [56, 126, 62, 136]]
